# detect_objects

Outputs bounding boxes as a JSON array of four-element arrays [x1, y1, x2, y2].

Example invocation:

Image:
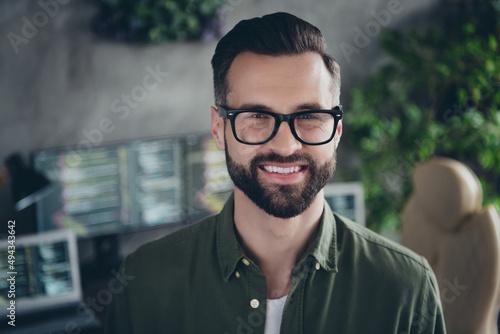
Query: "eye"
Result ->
[[243, 112, 271, 119], [297, 113, 320, 120]]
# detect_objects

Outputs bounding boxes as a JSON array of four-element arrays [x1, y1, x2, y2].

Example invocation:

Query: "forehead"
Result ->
[[226, 52, 335, 110]]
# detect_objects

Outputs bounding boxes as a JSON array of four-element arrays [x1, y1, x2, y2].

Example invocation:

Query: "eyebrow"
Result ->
[[237, 102, 328, 111]]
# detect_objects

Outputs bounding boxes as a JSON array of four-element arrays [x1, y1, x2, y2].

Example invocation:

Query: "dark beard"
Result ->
[[224, 138, 337, 219]]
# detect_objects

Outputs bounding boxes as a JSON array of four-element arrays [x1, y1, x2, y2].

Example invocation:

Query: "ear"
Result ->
[[211, 106, 225, 150], [334, 119, 342, 149]]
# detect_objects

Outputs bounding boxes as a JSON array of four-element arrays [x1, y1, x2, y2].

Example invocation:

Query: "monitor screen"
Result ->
[[32, 135, 232, 238], [184, 135, 233, 221], [33, 137, 185, 237], [324, 182, 365, 226], [128, 138, 184, 225], [0, 230, 81, 316]]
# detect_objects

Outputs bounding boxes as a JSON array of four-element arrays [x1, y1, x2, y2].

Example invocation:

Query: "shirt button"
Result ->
[[250, 299, 260, 309], [235, 271, 240, 278], [242, 258, 250, 266], [315, 262, 320, 270]]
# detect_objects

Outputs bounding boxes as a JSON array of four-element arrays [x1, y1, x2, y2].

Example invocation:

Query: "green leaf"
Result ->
[[463, 23, 475, 34], [489, 35, 498, 51], [435, 63, 450, 77], [479, 150, 495, 169]]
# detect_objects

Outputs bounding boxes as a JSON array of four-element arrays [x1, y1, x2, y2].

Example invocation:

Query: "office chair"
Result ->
[[401, 157, 500, 334]]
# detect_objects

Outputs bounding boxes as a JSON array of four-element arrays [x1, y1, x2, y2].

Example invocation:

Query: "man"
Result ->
[[105, 12, 446, 334]]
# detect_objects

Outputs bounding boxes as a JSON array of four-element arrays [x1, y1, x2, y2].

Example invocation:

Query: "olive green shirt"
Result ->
[[105, 196, 446, 334]]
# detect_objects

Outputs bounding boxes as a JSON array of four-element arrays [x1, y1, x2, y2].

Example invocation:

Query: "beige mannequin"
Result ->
[[401, 157, 500, 334]]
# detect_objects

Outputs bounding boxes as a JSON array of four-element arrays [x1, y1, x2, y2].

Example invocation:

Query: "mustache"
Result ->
[[250, 152, 314, 165]]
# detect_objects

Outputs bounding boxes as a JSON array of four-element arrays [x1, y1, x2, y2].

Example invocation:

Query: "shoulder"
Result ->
[[125, 214, 219, 270], [334, 214, 442, 307], [334, 213, 434, 280], [332, 214, 445, 331]]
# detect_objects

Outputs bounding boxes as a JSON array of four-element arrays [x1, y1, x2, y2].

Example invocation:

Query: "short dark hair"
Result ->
[[211, 12, 340, 107]]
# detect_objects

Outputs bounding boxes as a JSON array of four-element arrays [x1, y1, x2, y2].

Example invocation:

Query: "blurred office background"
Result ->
[[0, 0, 499, 332], [0, 0, 448, 233]]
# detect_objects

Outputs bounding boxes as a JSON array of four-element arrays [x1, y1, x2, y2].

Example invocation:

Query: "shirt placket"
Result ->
[[279, 257, 317, 334], [238, 257, 268, 334]]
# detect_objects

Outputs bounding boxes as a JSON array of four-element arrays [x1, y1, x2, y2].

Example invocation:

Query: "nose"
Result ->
[[267, 121, 302, 156]]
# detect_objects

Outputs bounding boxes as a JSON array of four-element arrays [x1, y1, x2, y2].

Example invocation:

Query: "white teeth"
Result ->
[[263, 165, 302, 174]]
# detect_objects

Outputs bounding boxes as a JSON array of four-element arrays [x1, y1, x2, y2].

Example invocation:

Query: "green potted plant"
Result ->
[[345, 1, 500, 232], [93, 0, 227, 42]]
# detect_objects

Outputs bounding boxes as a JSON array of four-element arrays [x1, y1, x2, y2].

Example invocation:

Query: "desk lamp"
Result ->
[[0, 153, 52, 211]]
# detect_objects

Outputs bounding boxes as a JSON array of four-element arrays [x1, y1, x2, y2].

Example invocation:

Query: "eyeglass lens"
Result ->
[[234, 112, 336, 144]]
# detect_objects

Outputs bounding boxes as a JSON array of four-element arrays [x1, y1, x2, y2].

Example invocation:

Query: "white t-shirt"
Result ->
[[264, 295, 287, 334]]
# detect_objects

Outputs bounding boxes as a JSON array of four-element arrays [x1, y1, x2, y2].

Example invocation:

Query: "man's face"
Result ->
[[211, 52, 342, 218]]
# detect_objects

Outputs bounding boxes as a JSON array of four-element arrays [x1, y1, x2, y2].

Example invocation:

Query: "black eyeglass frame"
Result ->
[[218, 105, 343, 145]]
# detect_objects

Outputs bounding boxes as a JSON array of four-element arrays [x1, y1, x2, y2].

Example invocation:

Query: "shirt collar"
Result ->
[[216, 194, 338, 282], [305, 200, 338, 273], [216, 194, 246, 282]]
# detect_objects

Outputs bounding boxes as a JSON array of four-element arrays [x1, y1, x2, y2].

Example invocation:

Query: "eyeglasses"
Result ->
[[218, 106, 343, 145]]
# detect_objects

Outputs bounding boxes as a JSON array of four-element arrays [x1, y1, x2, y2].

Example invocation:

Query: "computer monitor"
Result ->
[[128, 137, 184, 226], [184, 134, 233, 221], [324, 182, 366, 226], [32, 137, 185, 238], [32, 134, 233, 239], [0, 230, 81, 316]]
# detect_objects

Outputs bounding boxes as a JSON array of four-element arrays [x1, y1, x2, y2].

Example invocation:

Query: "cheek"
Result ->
[[313, 145, 336, 163], [230, 147, 258, 165], [225, 129, 258, 165]]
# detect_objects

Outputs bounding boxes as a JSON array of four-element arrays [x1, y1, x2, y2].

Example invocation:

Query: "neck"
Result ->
[[233, 188, 324, 299]]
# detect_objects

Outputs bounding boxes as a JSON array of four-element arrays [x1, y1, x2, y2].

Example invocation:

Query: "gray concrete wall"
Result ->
[[0, 0, 438, 229]]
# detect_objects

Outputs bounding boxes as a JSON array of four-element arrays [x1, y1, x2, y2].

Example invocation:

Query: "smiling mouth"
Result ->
[[259, 165, 307, 176]]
